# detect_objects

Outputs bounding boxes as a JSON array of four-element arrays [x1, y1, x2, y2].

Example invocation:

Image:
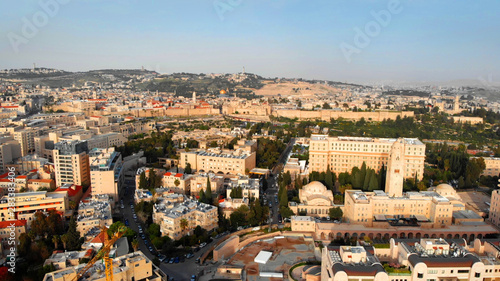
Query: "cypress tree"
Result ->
[[206, 177, 213, 203], [66, 216, 82, 251]]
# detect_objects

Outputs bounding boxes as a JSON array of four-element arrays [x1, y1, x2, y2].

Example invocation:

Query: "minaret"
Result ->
[[385, 138, 405, 197], [453, 95, 460, 113], [192, 91, 196, 104]]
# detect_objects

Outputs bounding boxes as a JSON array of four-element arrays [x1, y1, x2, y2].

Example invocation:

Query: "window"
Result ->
[[457, 270, 469, 274], [475, 272, 480, 278], [417, 273, 423, 278]]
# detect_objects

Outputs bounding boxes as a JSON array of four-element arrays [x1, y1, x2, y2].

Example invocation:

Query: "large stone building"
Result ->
[[53, 140, 90, 187], [89, 147, 124, 202], [289, 181, 336, 217], [344, 185, 460, 228], [76, 194, 113, 236], [153, 195, 217, 240], [180, 147, 256, 175], [309, 135, 425, 182]]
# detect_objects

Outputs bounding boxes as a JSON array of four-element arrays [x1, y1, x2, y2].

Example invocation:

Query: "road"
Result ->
[[121, 178, 219, 281]]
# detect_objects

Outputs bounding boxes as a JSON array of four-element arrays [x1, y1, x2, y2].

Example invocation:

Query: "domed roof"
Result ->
[[303, 181, 327, 193], [436, 183, 454, 191]]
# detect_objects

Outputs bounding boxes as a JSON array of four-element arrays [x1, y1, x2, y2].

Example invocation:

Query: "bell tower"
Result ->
[[385, 138, 405, 197]]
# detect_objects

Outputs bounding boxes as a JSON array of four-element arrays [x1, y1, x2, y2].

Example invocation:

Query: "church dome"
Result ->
[[435, 183, 457, 197]]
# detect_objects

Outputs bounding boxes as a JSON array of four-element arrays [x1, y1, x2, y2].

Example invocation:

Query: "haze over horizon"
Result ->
[[1, 0, 499, 84]]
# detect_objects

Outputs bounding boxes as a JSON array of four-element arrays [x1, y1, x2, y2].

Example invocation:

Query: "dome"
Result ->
[[303, 181, 327, 193], [435, 183, 457, 197], [436, 183, 454, 192], [219, 90, 227, 94]]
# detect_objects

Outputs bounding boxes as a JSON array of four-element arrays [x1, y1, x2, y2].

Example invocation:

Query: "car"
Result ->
[[193, 246, 199, 252], [185, 253, 194, 259], [124, 220, 129, 226], [195, 257, 200, 264], [326, 216, 331, 221], [120, 204, 124, 209], [199, 242, 207, 248], [269, 204, 272, 208], [174, 256, 179, 263], [158, 254, 167, 262], [169, 258, 175, 264], [190, 275, 196, 281]]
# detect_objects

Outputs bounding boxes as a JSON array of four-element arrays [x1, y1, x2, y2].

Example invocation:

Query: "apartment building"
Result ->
[[162, 172, 191, 194], [76, 195, 113, 236], [180, 147, 256, 175], [309, 135, 425, 181], [0, 135, 21, 173], [13, 128, 42, 156], [153, 195, 217, 240], [0, 191, 68, 226], [189, 173, 224, 196], [225, 176, 260, 199], [89, 147, 124, 202], [53, 140, 90, 187]]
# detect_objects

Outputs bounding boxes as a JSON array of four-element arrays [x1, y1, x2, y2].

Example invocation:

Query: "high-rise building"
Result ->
[[53, 140, 90, 187], [309, 135, 425, 181], [89, 147, 124, 202]]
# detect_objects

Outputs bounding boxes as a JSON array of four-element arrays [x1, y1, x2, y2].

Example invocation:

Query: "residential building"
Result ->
[[162, 172, 191, 194], [89, 147, 124, 202], [189, 173, 224, 196], [490, 189, 500, 228], [309, 135, 425, 182], [53, 140, 90, 187], [153, 195, 217, 240], [226, 176, 260, 199], [76, 195, 113, 236]]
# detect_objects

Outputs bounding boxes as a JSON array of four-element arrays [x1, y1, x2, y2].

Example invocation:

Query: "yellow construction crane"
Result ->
[[72, 225, 127, 281]]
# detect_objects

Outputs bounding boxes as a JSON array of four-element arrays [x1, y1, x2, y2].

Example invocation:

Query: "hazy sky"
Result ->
[[1, 0, 499, 83]]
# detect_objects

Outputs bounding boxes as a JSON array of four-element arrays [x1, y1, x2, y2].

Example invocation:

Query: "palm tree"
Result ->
[[60, 234, 68, 250], [180, 218, 189, 236], [52, 235, 60, 250], [131, 239, 139, 252]]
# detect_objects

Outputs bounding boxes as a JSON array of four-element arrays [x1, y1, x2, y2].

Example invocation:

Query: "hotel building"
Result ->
[[309, 135, 425, 181]]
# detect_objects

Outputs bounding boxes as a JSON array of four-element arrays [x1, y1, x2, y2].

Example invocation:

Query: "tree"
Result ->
[[368, 171, 378, 191], [52, 235, 60, 250], [180, 218, 189, 236], [139, 171, 148, 190], [131, 239, 139, 252], [19, 233, 31, 256], [46, 209, 63, 236], [205, 177, 213, 203], [322, 102, 331, 109], [60, 233, 68, 250], [31, 211, 48, 237], [199, 188, 206, 203], [108, 221, 136, 239], [329, 207, 343, 220], [465, 157, 486, 188], [185, 162, 192, 174], [174, 179, 180, 187], [148, 223, 161, 237], [66, 216, 82, 251]]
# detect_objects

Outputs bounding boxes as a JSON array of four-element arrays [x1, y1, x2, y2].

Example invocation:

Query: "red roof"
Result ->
[[174, 173, 183, 178], [164, 172, 172, 176], [0, 179, 12, 182], [16, 175, 27, 179], [0, 220, 27, 229], [90, 231, 106, 244], [30, 169, 38, 173], [0, 172, 9, 178], [55, 184, 82, 197], [1, 106, 19, 108]]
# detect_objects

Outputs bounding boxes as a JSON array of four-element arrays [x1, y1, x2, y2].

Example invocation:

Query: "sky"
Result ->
[[0, 0, 499, 84]]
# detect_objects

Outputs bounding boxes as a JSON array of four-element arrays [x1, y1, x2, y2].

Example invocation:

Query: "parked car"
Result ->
[[185, 253, 194, 259], [173, 256, 179, 263], [190, 275, 196, 281], [195, 257, 200, 264], [199, 242, 207, 248], [169, 258, 175, 264], [158, 254, 167, 262]]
